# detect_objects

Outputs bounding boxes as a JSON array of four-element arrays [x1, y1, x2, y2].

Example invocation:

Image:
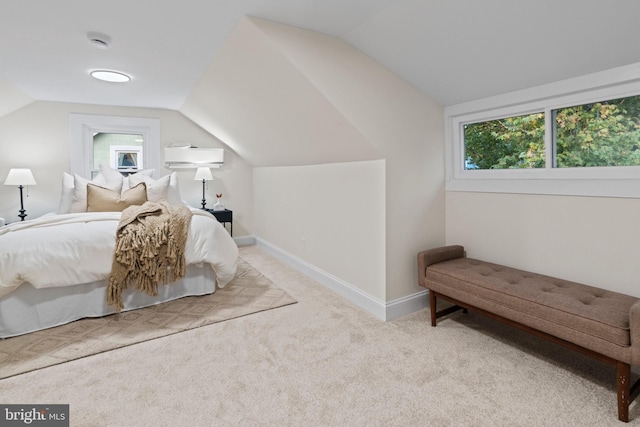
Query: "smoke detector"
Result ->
[[87, 32, 112, 49]]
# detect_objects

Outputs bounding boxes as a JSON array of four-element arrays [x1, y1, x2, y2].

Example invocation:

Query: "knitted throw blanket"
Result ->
[[107, 201, 193, 312]]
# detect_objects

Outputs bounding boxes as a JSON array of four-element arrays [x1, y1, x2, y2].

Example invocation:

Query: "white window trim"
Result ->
[[445, 62, 640, 198], [69, 113, 160, 178]]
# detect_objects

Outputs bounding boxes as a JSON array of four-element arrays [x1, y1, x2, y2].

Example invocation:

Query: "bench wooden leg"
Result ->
[[429, 291, 437, 326], [429, 291, 466, 327], [617, 361, 631, 422]]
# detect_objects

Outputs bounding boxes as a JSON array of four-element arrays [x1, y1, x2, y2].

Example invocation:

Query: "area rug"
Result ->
[[0, 257, 296, 379]]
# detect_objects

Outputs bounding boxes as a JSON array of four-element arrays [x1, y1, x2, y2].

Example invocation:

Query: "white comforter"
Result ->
[[0, 208, 238, 298]]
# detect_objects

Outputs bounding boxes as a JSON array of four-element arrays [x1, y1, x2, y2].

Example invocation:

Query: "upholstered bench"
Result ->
[[417, 245, 640, 422]]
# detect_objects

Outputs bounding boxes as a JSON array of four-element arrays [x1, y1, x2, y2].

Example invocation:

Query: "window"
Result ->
[[464, 112, 545, 170], [554, 96, 640, 168], [92, 132, 144, 176], [69, 114, 160, 179], [462, 95, 640, 171], [446, 64, 640, 198]]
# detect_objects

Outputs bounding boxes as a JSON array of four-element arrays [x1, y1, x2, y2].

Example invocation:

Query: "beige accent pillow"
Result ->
[[69, 172, 124, 213], [87, 182, 147, 212]]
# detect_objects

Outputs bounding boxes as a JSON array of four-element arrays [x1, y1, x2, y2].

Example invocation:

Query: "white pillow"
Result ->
[[122, 169, 154, 192], [128, 173, 170, 202], [127, 172, 183, 205], [99, 164, 125, 186], [168, 172, 183, 206], [57, 172, 75, 214], [69, 173, 123, 213]]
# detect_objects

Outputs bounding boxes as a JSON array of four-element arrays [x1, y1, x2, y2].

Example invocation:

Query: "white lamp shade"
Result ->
[[4, 168, 37, 186], [194, 167, 213, 181]]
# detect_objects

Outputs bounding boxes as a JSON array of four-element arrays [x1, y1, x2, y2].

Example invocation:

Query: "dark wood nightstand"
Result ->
[[204, 208, 233, 236]]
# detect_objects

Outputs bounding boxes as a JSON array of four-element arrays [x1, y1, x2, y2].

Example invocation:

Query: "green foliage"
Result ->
[[555, 96, 640, 167], [463, 95, 640, 169], [464, 113, 545, 169]]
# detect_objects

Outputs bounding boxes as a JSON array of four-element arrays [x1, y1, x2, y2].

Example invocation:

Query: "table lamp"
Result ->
[[194, 167, 213, 209], [4, 168, 37, 221]]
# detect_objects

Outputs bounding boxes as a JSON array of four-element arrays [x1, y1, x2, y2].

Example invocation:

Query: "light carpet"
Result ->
[[0, 245, 638, 426], [0, 257, 296, 380]]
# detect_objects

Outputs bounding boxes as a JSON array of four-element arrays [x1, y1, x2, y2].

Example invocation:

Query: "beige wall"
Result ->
[[446, 191, 640, 297], [0, 101, 253, 234], [250, 18, 446, 303], [253, 145, 445, 305], [181, 17, 446, 305], [254, 161, 386, 300]]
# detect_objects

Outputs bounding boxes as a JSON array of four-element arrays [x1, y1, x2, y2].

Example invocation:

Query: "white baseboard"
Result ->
[[385, 290, 429, 320], [254, 237, 428, 321], [233, 235, 256, 247]]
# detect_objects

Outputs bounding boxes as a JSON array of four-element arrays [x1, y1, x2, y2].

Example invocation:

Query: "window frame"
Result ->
[[445, 64, 640, 198], [69, 113, 160, 179]]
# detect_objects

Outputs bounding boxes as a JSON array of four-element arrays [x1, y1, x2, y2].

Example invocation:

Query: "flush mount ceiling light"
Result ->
[[90, 70, 131, 83]]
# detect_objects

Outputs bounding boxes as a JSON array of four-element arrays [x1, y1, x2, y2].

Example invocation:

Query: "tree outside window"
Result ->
[[463, 95, 640, 170]]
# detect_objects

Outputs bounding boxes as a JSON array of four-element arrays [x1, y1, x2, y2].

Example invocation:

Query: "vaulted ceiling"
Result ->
[[3, 0, 640, 112]]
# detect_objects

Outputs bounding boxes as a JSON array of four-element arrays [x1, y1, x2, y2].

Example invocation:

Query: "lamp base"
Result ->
[[17, 185, 27, 221], [200, 179, 207, 209]]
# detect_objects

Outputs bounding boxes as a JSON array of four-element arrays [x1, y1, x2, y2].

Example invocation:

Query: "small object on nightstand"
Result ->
[[205, 208, 233, 236], [213, 193, 225, 211]]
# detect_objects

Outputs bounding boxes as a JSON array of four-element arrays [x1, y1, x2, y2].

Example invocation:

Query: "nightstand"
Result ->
[[205, 208, 233, 236]]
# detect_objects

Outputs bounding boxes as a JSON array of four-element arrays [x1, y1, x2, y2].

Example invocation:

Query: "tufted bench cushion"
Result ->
[[418, 245, 640, 422], [426, 257, 637, 347]]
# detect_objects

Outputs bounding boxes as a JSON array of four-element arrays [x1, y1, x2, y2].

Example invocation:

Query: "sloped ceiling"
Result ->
[[345, 0, 640, 106], [180, 17, 383, 167], [3, 1, 640, 167], [0, 0, 397, 113], [0, 75, 33, 117], [3, 0, 640, 112]]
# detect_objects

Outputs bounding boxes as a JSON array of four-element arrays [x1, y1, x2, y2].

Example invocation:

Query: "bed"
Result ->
[[0, 167, 238, 338]]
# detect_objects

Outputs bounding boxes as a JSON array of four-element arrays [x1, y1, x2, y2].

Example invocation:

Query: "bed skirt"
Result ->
[[0, 263, 216, 338]]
